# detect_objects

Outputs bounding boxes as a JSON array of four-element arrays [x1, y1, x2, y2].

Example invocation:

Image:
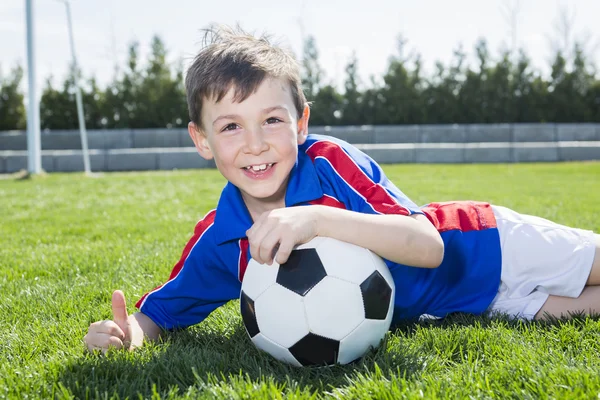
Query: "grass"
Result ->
[[1, 162, 600, 399]]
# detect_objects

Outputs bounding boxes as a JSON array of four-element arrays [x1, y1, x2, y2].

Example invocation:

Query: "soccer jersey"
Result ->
[[136, 134, 502, 329]]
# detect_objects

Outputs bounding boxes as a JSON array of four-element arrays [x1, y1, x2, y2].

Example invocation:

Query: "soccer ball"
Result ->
[[240, 236, 395, 367]]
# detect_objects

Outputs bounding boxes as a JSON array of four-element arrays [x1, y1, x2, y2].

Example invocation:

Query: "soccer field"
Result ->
[[1, 162, 599, 399]]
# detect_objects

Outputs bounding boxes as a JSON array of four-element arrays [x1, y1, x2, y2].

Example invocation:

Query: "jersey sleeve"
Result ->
[[305, 136, 422, 216], [134, 210, 240, 330]]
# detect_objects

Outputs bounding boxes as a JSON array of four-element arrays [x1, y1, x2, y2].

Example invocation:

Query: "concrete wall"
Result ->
[[1, 123, 599, 173]]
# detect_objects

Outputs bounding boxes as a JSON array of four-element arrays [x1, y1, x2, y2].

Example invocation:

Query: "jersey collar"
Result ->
[[213, 150, 323, 245]]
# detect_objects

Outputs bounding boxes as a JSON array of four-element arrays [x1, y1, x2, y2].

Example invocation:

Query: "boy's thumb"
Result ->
[[111, 290, 129, 328]]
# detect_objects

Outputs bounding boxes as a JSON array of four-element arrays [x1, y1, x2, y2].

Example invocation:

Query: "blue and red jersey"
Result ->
[[136, 134, 502, 329]]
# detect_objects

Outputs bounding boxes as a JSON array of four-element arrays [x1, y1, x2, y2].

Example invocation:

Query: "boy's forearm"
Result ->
[[131, 311, 163, 343], [314, 206, 444, 268]]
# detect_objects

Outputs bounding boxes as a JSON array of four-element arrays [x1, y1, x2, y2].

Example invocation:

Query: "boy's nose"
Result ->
[[244, 127, 269, 155]]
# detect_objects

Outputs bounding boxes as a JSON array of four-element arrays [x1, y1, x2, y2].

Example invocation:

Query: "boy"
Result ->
[[84, 26, 599, 354]]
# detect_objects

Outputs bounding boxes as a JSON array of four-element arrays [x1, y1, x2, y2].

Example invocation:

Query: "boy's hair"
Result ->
[[186, 25, 306, 130]]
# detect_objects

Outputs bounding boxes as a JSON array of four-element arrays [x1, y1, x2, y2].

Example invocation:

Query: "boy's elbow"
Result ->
[[411, 213, 444, 268], [425, 235, 444, 268]]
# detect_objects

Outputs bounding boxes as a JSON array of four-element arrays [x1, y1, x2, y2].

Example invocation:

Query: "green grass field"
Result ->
[[1, 162, 599, 399]]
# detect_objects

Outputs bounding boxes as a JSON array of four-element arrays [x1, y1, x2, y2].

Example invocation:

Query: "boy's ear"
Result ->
[[297, 104, 311, 145], [188, 122, 213, 160]]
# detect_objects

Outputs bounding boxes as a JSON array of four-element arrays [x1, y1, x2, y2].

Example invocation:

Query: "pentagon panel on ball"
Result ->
[[275, 247, 327, 296], [240, 236, 396, 367]]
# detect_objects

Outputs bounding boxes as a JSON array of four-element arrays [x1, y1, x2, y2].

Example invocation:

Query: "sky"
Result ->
[[1, 0, 599, 96]]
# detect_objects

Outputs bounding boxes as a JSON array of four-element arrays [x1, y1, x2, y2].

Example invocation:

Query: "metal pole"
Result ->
[[25, 0, 41, 174], [63, 0, 91, 174]]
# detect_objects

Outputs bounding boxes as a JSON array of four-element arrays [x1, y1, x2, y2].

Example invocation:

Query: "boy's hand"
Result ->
[[84, 290, 140, 354], [246, 206, 322, 265]]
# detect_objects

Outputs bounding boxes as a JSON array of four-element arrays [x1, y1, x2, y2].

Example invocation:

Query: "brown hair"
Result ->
[[185, 25, 306, 130]]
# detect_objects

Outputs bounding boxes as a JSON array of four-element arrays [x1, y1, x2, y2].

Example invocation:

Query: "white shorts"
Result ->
[[486, 205, 596, 320]]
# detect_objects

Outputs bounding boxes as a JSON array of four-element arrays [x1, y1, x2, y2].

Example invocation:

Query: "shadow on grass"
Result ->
[[393, 310, 600, 332], [57, 313, 599, 398], [55, 322, 427, 399], [392, 310, 600, 343], [393, 311, 600, 365]]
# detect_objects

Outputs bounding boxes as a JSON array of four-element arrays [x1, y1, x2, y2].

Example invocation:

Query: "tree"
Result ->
[[6, 29, 600, 130], [500, 0, 521, 64], [82, 77, 106, 129], [299, 35, 343, 125], [458, 39, 489, 123], [103, 41, 143, 128], [360, 76, 386, 125], [512, 50, 548, 122], [0, 65, 26, 130], [340, 52, 362, 125], [40, 65, 104, 130], [379, 36, 424, 124], [485, 51, 514, 122], [548, 44, 595, 122], [40, 70, 78, 130], [300, 35, 323, 101], [136, 35, 187, 128], [547, 3, 577, 65], [587, 79, 600, 122], [422, 46, 466, 124], [310, 85, 344, 126]]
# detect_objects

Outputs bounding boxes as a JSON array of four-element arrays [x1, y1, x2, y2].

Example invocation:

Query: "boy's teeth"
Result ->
[[247, 163, 272, 171]]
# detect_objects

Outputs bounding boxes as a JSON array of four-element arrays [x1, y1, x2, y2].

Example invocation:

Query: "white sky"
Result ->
[[1, 0, 599, 95]]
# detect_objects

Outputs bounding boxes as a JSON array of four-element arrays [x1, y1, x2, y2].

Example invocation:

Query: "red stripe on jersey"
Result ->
[[309, 194, 347, 209], [135, 209, 217, 309], [238, 238, 249, 281], [306, 140, 410, 216], [421, 201, 497, 233]]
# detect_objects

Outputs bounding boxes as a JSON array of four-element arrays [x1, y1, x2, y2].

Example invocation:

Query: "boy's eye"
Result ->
[[222, 123, 238, 132], [266, 117, 282, 124]]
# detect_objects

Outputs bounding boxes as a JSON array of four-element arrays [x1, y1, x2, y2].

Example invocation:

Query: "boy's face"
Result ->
[[188, 77, 309, 211]]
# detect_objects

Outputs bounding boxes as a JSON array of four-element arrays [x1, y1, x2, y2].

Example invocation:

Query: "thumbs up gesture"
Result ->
[[111, 290, 132, 348], [84, 290, 139, 354]]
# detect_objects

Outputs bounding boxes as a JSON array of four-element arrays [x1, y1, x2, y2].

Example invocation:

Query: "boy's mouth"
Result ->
[[242, 163, 275, 172], [241, 163, 277, 180]]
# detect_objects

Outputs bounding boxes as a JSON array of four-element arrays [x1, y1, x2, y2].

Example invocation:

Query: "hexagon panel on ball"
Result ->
[[337, 318, 391, 365], [251, 333, 302, 367], [253, 284, 309, 348], [314, 237, 380, 284], [241, 258, 279, 299], [303, 276, 365, 341]]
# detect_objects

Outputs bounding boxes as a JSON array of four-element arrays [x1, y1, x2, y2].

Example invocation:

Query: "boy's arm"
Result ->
[[299, 137, 443, 268], [85, 290, 163, 353], [314, 205, 444, 268], [135, 209, 240, 330], [86, 210, 239, 354], [245, 138, 445, 268], [128, 311, 162, 347], [247, 205, 443, 269]]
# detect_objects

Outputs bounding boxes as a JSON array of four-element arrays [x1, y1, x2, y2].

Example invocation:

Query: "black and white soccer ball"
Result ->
[[240, 236, 395, 367]]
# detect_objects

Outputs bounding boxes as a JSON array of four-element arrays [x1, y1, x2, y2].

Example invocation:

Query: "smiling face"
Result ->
[[188, 77, 310, 214]]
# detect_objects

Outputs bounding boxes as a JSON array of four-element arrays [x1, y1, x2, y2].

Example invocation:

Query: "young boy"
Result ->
[[84, 26, 600, 354]]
